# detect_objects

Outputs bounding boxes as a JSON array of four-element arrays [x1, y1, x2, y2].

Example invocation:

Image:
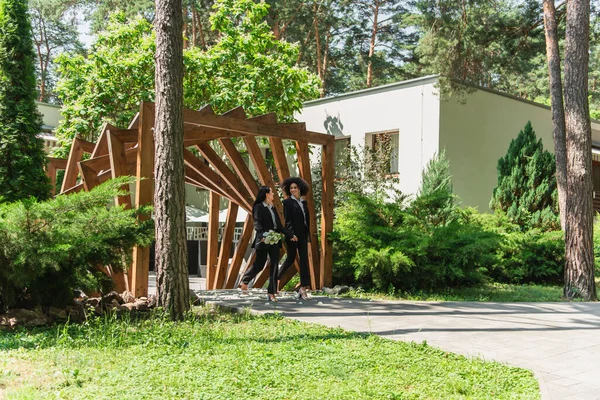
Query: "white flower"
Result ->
[[263, 230, 284, 245]]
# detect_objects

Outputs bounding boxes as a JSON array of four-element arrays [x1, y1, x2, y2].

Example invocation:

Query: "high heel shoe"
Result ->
[[268, 294, 277, 302]]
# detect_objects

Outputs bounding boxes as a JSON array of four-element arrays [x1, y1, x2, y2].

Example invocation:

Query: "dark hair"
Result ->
[[281, 177, 309, 197], [253, 186, 272, 205]]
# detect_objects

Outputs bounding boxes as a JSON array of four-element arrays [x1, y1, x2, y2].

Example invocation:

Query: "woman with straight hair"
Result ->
[[278, 177, 311, 299], [240, 186, 288, 301]]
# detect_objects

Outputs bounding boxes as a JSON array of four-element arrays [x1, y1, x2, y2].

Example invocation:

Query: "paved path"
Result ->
[[196, 290, 600, 400]]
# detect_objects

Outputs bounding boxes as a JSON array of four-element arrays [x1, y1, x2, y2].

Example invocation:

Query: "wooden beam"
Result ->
[[78, 162, 100, 191], [218, 138, 259, 197], [79, 139, 96, 154], [243, 136, 283, 214], [46, 158, 67, 196], [61, 137, 85, 193], [47, 157, 67, 169], [183, 127, 244, 142], [196, 142, 253, 208], [296, 141, 320, 289], [206, 191, 220, 290], [107, 130, 132, 208], [269, 137, 290, 187], [131, 101, 155, 297], [183, 149, 248, 208], [320, 142, 335, 288], [224, 214, 254, 289], [78, 147, 137, 174], [214, 201, 239, 289], [183, 107, 334, 145], [184, 165, 232, 201]]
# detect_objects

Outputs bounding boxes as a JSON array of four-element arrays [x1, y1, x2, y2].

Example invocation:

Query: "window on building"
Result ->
[[369, 130, 399, 174], [334, 136, 351, 177]]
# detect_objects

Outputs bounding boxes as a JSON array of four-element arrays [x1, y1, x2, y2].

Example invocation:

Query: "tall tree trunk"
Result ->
[[313, 1, 323, 86], [563, 0, 596, 301], [154, 0, 190, 319], [543, 0, 567, 230], [366, 1, 379, 88]]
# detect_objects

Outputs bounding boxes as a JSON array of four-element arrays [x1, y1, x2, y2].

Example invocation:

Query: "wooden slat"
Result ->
[[78, 162, 100, 191], [79, 139, 96, 154], [128, 112, 140, 129], [183, 127, 244, 142], [214, 201, 239, 289], [184, 165, 231, 201], [48, 157, 67, 169], [183, 149, 247, 207], [320, 142, 335, 288], [131, 101, 155, 297], [78, 148, 137, 173], [196, 142, 253, 208], [224, 214, 254, 289], [296, 141, 320, 289], [47, 163, 57, 196], [107, 130, 132, 208], [218, 138, 259, 197], [61, 182, 83, 195], [183, 107, 334, 145], [269, 137, 291, 186], [243, 136, 283, 214], [206, 191, 220, 290], [61, 137, 85, 193], [237, 250, 256, 288]]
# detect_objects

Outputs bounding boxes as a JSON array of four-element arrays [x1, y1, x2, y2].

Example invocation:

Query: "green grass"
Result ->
[[331, 283, 568, 302], [0, 308, 539, 399]]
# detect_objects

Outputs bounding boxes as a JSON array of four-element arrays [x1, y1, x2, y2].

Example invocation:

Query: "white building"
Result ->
[[296, 75, 600, 212]]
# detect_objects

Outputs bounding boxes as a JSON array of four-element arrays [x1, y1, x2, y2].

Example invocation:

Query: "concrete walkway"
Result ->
[[197, 290, 600, 400]]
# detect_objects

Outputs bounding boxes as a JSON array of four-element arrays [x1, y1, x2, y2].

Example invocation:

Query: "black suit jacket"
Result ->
[[252, 203, 287, 248], [283, 197, 310, 242]]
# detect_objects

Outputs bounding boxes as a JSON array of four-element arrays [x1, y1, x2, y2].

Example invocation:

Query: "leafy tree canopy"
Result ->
[[53, 0, 320, 156]]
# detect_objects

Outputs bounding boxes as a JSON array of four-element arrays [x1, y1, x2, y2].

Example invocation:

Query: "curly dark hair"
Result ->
[[281, 177, 309, 197]]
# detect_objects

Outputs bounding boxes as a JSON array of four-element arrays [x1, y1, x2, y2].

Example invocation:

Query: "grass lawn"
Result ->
[[0, 308, 539, 399], [335, 283, 566, 302]]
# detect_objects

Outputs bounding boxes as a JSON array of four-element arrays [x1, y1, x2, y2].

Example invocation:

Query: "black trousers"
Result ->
[[278, 237, 310, 287], [241, 243, 280, 295]]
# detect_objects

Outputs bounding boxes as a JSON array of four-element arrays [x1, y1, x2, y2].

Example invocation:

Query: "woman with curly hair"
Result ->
[[278, 176, 311, 299]]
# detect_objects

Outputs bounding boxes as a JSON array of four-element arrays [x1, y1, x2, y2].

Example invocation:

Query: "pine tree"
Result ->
[[411, 149, 455, 226], [490, 121, 559, 230], [0, 0, 50, 202]]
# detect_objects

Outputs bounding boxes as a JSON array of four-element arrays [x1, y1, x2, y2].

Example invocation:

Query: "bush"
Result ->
[[475, 212, 564, 284], [0, 178, 154, 310], [332, 194, 499, 292]]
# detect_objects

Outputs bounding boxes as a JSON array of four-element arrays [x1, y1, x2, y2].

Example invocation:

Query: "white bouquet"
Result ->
[[263, 230, 284, 245]]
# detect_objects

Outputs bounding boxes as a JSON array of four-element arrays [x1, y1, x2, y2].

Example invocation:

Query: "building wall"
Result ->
[[439, 88, 557, 212], [297, 76, 441, 196], [37, 102, 62, 130]]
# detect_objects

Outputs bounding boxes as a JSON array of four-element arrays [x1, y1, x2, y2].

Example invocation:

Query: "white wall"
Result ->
[[440, 89, 556, 212], [296, 76, 441, 196]]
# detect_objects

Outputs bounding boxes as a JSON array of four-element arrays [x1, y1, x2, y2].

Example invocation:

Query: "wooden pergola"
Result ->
[[47, 102, 335, 297]]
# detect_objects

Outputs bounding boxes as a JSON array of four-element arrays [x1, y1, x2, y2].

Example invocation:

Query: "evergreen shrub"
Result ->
[[0, 178, 154, 310]]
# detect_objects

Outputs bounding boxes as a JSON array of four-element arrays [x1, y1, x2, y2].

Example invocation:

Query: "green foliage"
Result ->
[[490, 121, 559, 230], [332, 194, 498, 292], [0, 177, 154, 310], [475, 212, 564, 284], [0, 0, 51, 201], [53, 1, 320, 156], [0, 310, 540, 398], [410, 149, 456, 227]]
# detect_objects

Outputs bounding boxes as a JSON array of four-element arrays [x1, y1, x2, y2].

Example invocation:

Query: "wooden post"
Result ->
[[61, 137, 85, 193], [320, 142, 335, 288], [296, 141, 321, 289], [224, 214, 254, 288], [131, 102, 155, 297], [214, 200, 239, 289], [206, 191, 220, 289]]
